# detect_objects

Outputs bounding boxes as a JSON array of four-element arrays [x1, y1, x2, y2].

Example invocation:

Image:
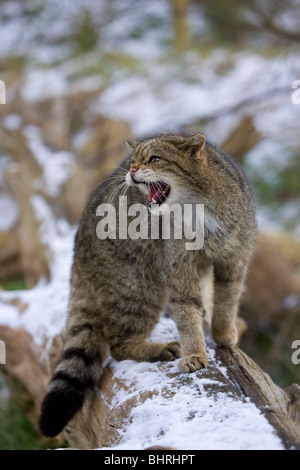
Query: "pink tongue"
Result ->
[[148, 182, 164, 202]]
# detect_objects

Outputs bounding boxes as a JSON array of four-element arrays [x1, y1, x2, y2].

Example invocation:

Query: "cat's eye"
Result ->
[[149, 156, 161, 164]]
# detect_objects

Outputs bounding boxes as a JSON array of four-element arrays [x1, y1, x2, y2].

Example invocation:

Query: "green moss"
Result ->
[[244, 150, 300, 231], [0, 400, 46, 450], [67, 51, 142, 83], [129, 13, 165, 40], [241, 324, 300, 387], [0, 279, 28, 291], [203, 0, 252, 43], [71, 10, 98, 55]]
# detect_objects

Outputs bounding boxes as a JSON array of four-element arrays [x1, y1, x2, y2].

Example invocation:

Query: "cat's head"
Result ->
[[125, 133, 207, 214]]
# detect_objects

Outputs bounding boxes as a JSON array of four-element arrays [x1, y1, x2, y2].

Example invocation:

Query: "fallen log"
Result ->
[[217, 345, 300, 450], [0, 308, 299, 450]]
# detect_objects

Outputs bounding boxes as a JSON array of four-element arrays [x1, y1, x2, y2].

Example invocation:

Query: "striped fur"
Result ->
[[39, 131, 256, 436], [39, 323, 103, 437]]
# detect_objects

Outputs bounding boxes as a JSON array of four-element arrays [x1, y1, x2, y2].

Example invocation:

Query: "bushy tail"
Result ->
[[38, 325, 103, 437]]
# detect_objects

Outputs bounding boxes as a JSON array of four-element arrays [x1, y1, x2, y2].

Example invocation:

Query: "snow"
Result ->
[[2, 113, 22, 131], [24, 126, 76, 197], [95, 51, 300, 145], [22, 69, 69, 102], [0, 199, 74, 345], [0, 0, 171, 62], [106, 376, 283, 450], [100, 321, 284, 450], [0, 194, 19, 231], [0, 303, 20, 329]]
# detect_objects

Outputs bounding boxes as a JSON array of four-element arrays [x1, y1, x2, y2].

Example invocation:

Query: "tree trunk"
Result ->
[[170, 0, 191, 53]]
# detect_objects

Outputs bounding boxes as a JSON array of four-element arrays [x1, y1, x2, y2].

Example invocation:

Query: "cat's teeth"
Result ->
[[152, 198, 157, 203]]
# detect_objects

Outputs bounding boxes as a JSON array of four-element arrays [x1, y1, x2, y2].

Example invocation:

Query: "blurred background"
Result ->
[[0, 0, 299, 449]]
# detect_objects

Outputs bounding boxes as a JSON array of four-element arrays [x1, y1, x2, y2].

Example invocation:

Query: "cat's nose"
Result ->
[[129, 166, 138, 175]]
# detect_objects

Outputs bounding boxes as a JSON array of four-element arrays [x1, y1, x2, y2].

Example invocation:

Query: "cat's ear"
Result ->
[[185, 134, 207, 165], [125, 140, 137, 152]]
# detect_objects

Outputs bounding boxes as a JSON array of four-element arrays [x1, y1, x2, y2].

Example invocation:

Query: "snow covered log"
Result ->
[[216, 345, 300, 450], [0, 314, 299, 450], [58, 319, 300, 450]]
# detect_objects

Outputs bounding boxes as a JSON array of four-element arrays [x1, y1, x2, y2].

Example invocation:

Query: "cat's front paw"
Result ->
[[212, 326, 238, 348], [178, 353, 208, 373], [158, 341, 181, 361]]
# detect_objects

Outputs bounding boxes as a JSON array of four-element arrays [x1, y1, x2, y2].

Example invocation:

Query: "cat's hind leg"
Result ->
[[110, 337, 180, 363]]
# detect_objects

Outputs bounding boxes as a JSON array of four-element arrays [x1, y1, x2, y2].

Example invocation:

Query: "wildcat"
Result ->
[[39, 132, 256, 437]]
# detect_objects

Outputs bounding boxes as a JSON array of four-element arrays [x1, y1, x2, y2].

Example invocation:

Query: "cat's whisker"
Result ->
[[104, 173, 127, 185], [103, 179, 126, 195], [120, 183, 129, 198], [104, 165, 129, 173], [108, 181, 127, 203]]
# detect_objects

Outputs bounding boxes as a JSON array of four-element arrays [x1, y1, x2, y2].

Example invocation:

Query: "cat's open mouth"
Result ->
[[147, 181, 170, 208]]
